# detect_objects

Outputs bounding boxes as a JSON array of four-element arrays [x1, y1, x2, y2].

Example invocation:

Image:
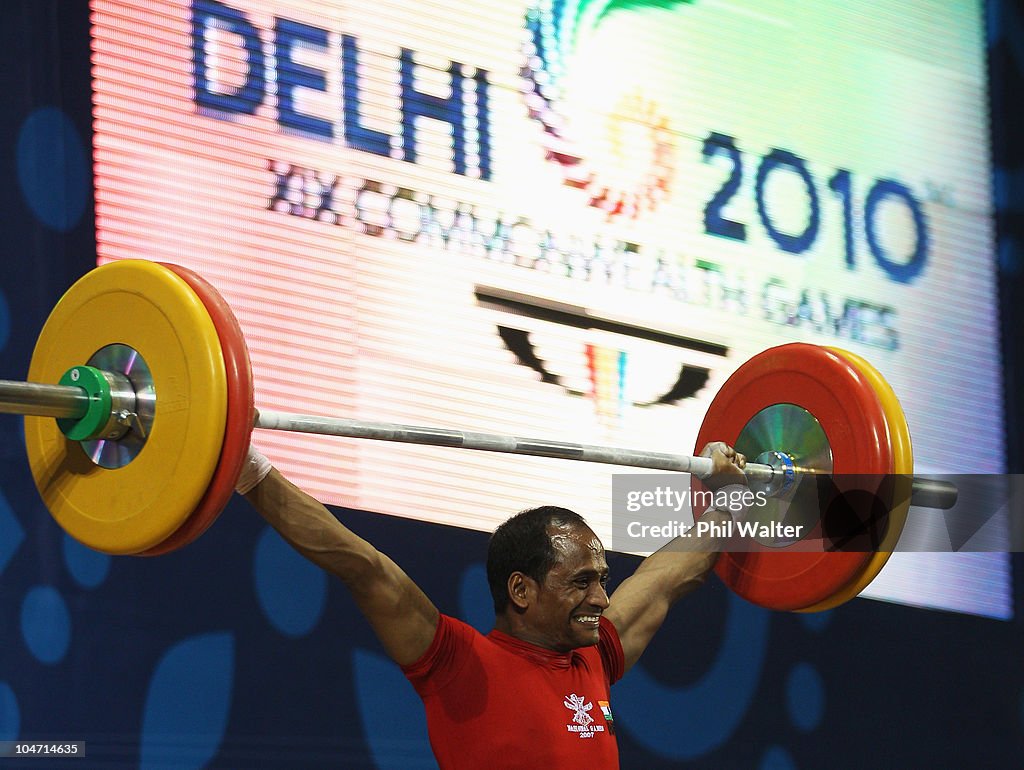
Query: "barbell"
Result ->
[[1, 260, 958, 610]]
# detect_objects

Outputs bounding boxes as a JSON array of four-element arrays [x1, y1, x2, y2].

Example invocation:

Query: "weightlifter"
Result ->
[[235, 441, 747, 769]]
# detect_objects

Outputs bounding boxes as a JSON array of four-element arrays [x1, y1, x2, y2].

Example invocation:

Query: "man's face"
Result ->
[[526, 524, 610, 652]]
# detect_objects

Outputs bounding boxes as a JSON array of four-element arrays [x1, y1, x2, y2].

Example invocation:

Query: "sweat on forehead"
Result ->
[[547, 524, 604, 554]]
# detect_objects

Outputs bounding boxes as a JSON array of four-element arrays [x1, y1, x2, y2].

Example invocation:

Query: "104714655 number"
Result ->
[[701, 131, 929, 284]]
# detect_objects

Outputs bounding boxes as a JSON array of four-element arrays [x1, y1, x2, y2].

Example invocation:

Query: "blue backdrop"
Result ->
[[1, 1, 1023, 767]]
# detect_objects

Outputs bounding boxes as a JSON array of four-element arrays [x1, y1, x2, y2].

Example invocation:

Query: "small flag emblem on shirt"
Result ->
[[598, 701, 615, 735]]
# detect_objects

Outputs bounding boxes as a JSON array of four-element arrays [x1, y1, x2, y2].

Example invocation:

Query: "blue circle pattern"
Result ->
[[613, 590, 771, 760], [16, 107, 89, 232], [458, 563, 494, 634], [62, 533, 111, 589], [759, 744, 797, 770], [797, 609, 832, 633], [20, 586, 71, 665], [140, 632, 235, 770], [253, 526, 327, 637], [785, 662, 824, 733], [0, 683, 18, 742]]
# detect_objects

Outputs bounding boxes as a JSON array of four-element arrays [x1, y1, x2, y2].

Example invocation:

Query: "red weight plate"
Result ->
[[140, 264, 254, 556], [692, 343, 892, 610], [797, 347, 910, 612]]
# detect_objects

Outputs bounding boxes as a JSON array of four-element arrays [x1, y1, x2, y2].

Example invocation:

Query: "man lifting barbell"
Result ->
[[0, 260, 962, 764], [235, 439, 748, 769]]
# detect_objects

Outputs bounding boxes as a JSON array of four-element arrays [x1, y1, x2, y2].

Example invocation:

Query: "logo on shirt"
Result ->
[[598, 700, 615, 736], [563, 693, 605, 739]]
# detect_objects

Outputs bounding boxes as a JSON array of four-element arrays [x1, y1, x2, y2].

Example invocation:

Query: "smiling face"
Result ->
[[521, 523, 610, 652]]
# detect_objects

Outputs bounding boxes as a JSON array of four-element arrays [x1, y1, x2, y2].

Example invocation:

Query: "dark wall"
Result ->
[[992, 0, 1024, 474], [0, 2, 1021, 768]]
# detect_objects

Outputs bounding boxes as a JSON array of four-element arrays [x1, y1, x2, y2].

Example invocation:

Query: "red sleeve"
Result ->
[[400, 614, 476, 696], [597, 615, 625, 685]]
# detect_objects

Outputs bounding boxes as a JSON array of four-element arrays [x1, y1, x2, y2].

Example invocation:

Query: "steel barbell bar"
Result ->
[[11, 260, 961, 611], [0, 376, 958, 509]]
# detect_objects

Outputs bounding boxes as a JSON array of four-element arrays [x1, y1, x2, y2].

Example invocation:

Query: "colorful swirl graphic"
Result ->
[[521, 0, 689, 219]]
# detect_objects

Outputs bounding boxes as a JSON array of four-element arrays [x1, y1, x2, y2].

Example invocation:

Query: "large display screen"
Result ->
[[89, 0, 1009, 617]]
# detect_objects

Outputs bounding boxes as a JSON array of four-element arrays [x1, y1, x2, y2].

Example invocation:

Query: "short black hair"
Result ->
[[486, 506, 589, 614]]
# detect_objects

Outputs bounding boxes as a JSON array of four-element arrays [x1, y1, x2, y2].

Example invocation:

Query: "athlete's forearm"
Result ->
[[635, 508, 731, 603], [244, 467, 380, 584]]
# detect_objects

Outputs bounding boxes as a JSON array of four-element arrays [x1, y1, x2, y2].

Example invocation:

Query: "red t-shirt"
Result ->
[[402, 614, 625, 769]]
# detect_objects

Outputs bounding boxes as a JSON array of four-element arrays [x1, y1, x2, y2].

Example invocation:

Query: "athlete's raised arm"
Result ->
[[238, 450, 438, 666]]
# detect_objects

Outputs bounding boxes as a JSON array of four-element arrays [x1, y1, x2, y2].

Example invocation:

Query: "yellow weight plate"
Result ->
[[799, 347, 913, 611], [25, 260, 227, 554]]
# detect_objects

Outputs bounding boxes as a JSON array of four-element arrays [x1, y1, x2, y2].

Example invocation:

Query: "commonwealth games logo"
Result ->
[[520, 0, 690, 219]]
